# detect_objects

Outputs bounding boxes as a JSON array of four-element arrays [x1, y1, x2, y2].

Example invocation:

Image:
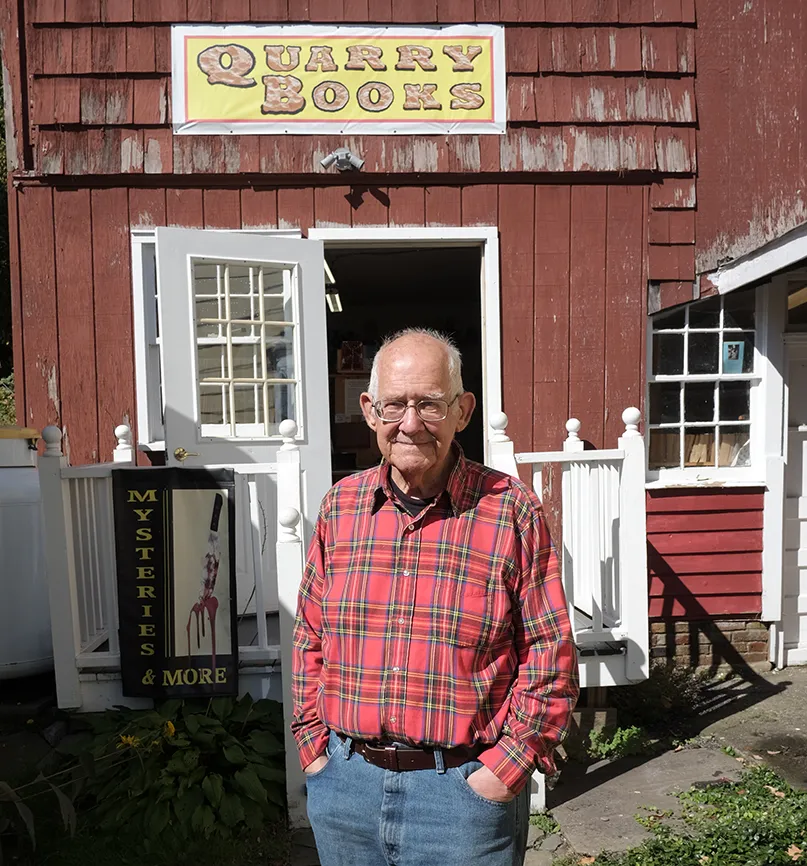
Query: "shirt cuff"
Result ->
[[295, 723, 330, 771], [478, 733, 556, 793]]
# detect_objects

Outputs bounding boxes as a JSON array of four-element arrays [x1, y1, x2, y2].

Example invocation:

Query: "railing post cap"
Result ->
[[490, 411, 508, 432], [279, 418, 298, 447], [42, 426, 62, 445], [42, 426, 63, 455], [622, 407, 642, 427], [566, 418, 582, 438], [114, 424, 132, 443], [279, 507, 300, 528]]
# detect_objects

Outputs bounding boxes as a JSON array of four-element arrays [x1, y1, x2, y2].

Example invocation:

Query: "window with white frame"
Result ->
[[193, 258, 298, 439], [647, 288, 761, 475], [132, 229, 303, 450]]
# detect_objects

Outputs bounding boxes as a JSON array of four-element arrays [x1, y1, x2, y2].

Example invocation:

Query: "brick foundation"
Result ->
[[649, 619, 770, 669]]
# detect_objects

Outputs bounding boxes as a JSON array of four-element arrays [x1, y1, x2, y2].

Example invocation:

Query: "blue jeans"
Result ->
[[305, 731, 530, 866]]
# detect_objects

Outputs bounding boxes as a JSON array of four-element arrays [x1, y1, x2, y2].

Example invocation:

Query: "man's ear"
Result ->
[[360, 392, 378, 432], [454, 391, 476, 433]]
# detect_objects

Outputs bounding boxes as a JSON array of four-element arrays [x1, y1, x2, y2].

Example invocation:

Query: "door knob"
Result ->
[[173, 447, 200, 462]]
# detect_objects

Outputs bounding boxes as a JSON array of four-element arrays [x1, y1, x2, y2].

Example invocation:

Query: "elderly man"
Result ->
[[292, 328, 579, 866]]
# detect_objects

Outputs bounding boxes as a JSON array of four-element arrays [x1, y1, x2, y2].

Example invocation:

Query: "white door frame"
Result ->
[[307, 226, 502, 464]]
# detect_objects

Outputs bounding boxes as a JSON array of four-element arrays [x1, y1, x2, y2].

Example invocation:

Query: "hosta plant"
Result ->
[[62, 695, 286, 849]]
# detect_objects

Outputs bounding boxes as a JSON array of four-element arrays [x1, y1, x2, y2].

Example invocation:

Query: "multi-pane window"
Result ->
[[193, 259, 298, 438], [648, 290, 758, 471]]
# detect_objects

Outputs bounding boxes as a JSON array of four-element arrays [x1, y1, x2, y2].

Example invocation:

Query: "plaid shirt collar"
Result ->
[[371, 442, 472, 518]]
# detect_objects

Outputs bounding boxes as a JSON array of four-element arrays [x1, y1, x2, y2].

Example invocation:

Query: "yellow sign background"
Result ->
[[183, 34, 495, 125]]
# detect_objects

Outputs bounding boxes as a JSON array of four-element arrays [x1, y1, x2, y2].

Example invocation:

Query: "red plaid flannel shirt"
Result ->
[[291, 447, 579, 792]]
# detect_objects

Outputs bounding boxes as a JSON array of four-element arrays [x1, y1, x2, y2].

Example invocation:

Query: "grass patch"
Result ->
[[583, 766, 807, 866], [529, 812, 560, 834]]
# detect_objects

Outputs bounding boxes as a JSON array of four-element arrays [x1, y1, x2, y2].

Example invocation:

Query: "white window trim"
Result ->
[[307, 226, 502, 465], [645, 286, 768, 487], [131, 228, 303, 452]]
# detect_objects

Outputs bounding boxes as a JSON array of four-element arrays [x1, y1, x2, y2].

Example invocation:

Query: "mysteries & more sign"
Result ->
[[112, 468, 238, 699]]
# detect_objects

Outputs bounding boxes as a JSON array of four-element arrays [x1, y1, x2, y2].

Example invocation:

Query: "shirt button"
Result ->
[[407, 524, 415, 532], [402, 570, 410, 576], [392, 666, 400, 672], [390, 717, 396, 723], [398, 617, 405, 625]]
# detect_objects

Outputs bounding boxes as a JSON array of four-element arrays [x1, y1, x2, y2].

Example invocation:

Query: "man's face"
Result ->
[[360, 336, 476, 481]]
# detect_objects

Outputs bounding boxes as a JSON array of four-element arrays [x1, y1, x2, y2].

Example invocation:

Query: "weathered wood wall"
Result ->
[[9, 180, 647, 467], [696, 1, 807, 276], [647, 488, 764, 618]]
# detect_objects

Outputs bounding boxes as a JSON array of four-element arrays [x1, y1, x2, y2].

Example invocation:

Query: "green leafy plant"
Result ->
[[586, 726, 652, 760], [62, 695, 286, 850], [581, 766, 807, 865]]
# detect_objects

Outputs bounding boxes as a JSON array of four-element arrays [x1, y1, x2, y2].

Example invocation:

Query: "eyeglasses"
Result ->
[[373, 395, 459, 423]]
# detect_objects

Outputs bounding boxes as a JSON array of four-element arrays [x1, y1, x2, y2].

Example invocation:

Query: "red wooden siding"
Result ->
[[10, 181, 646, 466], [695, 2, 807, 275], [647, 488, 765, 619], [10, 7, 696, 178]]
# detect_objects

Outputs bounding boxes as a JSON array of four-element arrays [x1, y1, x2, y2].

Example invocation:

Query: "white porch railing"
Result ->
[[489, 408, 650, 688], [38, 420, 308, 827]]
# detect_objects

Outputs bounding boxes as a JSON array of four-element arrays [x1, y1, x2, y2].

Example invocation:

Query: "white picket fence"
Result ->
[[37, 420, 308, 826], [489, 407, 650, 689]]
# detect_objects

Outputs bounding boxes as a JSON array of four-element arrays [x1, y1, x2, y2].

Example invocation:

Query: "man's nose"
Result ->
[[397, 404, 425, 433]]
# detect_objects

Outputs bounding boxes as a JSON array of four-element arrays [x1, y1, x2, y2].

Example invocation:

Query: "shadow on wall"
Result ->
[[648, 541, 769, 679]]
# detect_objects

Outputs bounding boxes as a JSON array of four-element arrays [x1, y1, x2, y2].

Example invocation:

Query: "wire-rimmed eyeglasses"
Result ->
[[373, 395, 459, 423]]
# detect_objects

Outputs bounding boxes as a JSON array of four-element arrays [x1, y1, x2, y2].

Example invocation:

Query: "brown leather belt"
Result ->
[[338, 734, 480, 772]]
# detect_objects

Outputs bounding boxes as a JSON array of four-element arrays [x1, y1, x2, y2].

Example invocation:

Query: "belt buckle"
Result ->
[[383, 744, 399, 771]]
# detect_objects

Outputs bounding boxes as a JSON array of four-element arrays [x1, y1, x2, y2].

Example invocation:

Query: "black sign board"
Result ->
[[112, 468, 238, 698]]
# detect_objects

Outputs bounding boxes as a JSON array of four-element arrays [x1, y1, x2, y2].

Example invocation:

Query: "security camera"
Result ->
[[319, 147, 365, 172]]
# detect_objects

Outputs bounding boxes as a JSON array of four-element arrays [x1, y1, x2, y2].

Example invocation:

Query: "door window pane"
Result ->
[[684, 429, 715, 466], [719, 381, 751, 421], [718, 426, 751, 467], [653, 334, 684, 375], [688, 333, 719, 374], [192, 258, 299, 438], [684, 382, 715, 422], [649, 382, 680, 424]]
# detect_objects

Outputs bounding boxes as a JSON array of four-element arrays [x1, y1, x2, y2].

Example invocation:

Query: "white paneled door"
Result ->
[[155, 228, 332, 539], [784, 337, 807, 665]]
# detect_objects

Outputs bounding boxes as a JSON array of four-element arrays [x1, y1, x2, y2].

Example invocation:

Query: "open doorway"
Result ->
[[323, 245, 484, 482]]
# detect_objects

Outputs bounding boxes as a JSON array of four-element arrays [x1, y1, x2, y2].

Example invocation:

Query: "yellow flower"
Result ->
[[164, 721, 176, 738], [117, 734, 141, 750]]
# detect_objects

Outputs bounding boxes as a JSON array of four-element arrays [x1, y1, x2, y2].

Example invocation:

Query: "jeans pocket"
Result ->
[[451, 761, 512, 809], [304, 731, 343, 780]]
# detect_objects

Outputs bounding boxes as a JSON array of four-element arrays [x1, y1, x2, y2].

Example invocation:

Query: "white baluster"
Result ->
[[617, 408, 649, 681], [38, 427, 83, 709], [489, 413, 518, 479], [113, 424, 135, 464]]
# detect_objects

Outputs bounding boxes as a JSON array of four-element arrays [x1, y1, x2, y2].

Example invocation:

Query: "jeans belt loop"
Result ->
[[343, 736, 353, 760], [434, 748, 446, 774], [384, 744, 399, 771]]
